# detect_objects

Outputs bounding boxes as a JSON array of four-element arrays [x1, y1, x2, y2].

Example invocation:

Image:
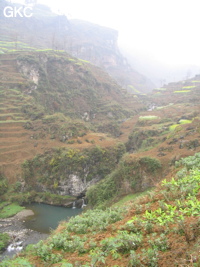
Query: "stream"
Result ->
[[0, 203, 82, 261]]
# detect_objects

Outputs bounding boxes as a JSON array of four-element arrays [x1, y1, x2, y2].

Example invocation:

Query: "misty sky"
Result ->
[[13, 0, 200, 66]]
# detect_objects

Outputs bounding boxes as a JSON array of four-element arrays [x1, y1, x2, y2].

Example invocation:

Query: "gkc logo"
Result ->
[[3, 6, 33, 17]]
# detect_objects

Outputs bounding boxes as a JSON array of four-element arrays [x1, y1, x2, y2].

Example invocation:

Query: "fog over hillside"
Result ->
[[119, 47, 200, 87], [5, 0, 200, 88]]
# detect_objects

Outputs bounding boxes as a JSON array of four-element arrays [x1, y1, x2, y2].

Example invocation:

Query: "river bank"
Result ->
[[0, 209, 48, 261]]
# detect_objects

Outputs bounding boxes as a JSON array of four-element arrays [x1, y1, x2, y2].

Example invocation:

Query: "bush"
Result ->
[[139, 157, 162, 173], [0, 233, 10, 251], [101, 231, 143, 254], [21, 144, 126, 190], [67, 208, 124, 234], [87, 156, 161, 207], [34, 241, 63, 263], [0, 179, 8, 195], [0, 258, 34, 267]]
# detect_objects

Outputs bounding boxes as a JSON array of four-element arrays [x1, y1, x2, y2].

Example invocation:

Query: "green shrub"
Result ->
[[34, 241, 63, 263], [50, 233, 86, 254], [0, 233, 10, 251], [87, 156, 161, 207], [67, 208, 124, 234], [22, 144, 125, 189], [148, 233, 170, 251], [0, 179, 8, 195], [101, 231, 143, 254], [126, 129, 160, 152], [139, 157, 162, 173]]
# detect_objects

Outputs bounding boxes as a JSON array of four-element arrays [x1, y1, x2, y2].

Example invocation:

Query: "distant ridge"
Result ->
[[0, 0, 154, 93]]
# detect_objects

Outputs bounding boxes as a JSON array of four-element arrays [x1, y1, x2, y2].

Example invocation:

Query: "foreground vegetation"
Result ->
[[1, 153, 199, 266], [0, 234, 10, 253]]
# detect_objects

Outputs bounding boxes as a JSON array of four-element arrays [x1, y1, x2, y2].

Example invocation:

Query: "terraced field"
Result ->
[[0, 52, 128, 183]]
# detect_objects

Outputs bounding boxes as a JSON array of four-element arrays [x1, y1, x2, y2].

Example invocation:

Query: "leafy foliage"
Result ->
[[0, 257, 34, 267], [0, 233, 10, 252], [87, 155, 161, 207], [1, 153, 200, 266], [22, 144, 125, 193], [66, 208, 124, 234]]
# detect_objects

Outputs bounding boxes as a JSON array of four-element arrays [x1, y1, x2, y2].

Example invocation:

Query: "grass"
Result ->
[[139, 115, 160, 121], [192, 80, 200, 83], [179, 119, 192, 124], [0, 41, 36, 52], [78, 58, 90, 63], [0, 120, 28, 124], [174, 90, 191, 93], [169, 124, 180, 131], [128, 85, 140, 94], [182, 85, 196, 89], [112, 189, 153, 207], [156, 103, 174, 110], [169, 120, 192, 131], [0, 203, 24, 218]]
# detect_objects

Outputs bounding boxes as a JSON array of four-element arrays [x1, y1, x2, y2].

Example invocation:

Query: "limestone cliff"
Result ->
[[0, 1, 154, 93]]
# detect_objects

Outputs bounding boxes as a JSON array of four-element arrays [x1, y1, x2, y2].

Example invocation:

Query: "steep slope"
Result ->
[[4, 69, 199, 203], [0, 50, 142, 183], [0, 1, 154, 93], [85, 74, 200, 207], [1, 153, 200, 266]]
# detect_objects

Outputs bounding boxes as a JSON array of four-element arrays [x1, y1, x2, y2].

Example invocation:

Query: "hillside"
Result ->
[[0, 1, 200, 265], [0, 51, 199, 195], [0, 49, 200, 198], [1, 153, 200, 266], [0, 53, 200, 267], [0, 0, 154, 93], [0, 50, 143, 183]]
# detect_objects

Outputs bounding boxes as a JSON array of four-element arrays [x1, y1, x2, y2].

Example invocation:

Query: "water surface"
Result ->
[[24, 203, 82, 233]]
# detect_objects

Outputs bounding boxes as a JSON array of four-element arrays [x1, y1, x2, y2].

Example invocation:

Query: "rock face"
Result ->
[[17, 60, 40, 92], [34, 173, 100, 198], [58, 174, 99, 197], [0, 1, 154, 93], [67, 20, 155, 93]]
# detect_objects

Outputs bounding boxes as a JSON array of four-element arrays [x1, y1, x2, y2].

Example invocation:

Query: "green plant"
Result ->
[[67, 208, 124, 234], [0, 178, 8, 195], [128, 250, 142, 266], [139, 156, 162, 173], [139, 116, 160, 121], [0, 233, 10, 251], [101, 231, 143, 255], [90, 248, 106, 266], [148, 233, 170, 251], [0, 203, 24, 218], [34, 241, 63, 263], [141, 248, 159, 267], [0, 258, 34, 267], [162, 168, 200, 198]]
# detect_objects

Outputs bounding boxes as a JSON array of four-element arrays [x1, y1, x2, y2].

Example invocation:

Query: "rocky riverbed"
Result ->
[[0, 209, 48, 261]]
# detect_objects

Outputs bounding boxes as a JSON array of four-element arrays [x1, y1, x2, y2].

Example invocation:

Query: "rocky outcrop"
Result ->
[[0, 1, 154, 93], [67, 20, 154, 93], [17, 60, 39, 92], [58, 174, 99, 197]]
